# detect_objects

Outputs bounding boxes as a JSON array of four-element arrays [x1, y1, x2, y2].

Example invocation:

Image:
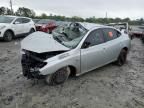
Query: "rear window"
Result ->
[[102, 28, 121, 41]]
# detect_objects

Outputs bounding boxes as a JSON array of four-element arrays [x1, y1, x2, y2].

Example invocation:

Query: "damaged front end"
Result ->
[[21, 50, 65, 79]]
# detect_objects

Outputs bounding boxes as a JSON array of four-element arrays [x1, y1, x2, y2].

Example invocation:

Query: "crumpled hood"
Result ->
[[21, 32, 70, 53]]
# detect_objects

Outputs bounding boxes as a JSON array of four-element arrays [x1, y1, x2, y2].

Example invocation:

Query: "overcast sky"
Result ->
[[0, 0, 144, 19]]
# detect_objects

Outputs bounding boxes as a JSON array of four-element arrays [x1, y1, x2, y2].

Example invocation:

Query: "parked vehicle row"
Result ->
[[0, 15, 72, 42], [21, 22, 131, 85], [0, 15, 68, 42], [0, 15, 36, 41]]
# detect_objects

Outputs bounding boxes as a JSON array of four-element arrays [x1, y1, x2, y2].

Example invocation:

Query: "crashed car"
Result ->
[[21, 22, 131, 85]]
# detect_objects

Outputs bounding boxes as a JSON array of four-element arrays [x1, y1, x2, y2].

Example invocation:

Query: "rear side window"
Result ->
[[15, 18, 23, 24], [84, 29, 105, 47], [22, 18, 30, 23], [102, 28, 121, 41]]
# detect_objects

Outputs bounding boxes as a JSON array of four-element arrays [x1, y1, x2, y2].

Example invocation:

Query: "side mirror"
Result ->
[[14, 21, 20, 24], [82, 42, 91, 49]]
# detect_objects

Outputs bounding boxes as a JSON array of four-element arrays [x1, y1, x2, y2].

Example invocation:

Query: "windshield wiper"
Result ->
[[53, 36, 62, 43]]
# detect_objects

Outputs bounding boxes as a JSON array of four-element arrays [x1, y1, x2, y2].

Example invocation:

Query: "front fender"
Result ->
[[39, 51, 80, 75]]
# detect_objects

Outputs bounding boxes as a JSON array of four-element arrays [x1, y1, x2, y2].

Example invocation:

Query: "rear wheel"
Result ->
[[116, 49, 127, 66], [3, 31, 13, 42], [45, 67, 70, 85], [47, 29, 51, 34]]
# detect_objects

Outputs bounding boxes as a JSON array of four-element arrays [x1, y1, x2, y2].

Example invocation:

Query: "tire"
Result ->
[[47, 29, 50, 34], [49, 30, 52, 34], [29, 28, 35, 34], [3, 31, 13, 42], [116, 49, 127, 66], [45, 67, 70, 86]]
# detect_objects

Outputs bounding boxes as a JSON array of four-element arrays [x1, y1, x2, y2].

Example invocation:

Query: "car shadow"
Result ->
[[0, 36, 25, 43]]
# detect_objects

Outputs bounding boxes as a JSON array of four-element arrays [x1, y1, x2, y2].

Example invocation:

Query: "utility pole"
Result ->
[[105, 12, 108, 19], [10, 0, 13, 15]]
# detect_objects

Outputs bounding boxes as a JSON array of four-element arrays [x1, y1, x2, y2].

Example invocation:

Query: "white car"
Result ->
[[0, 15, 36, 41], [21, 22, 131, 85]]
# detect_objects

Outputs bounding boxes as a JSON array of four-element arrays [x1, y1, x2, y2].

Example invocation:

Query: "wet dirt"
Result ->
[[0, 38, 144, 108]]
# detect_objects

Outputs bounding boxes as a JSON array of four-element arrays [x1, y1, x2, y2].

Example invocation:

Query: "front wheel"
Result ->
[[116, 49, 127, 66], [3, 31, 13, 42], [29, 28, 35, 34], [45, 67, 70, 86]]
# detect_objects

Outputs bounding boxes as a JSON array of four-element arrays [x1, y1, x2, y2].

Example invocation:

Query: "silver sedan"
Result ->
[[21, 22, 131, 85]]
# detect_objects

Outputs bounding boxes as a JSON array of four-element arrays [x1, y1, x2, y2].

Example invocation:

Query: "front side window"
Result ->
[[0, 16, 15, 23], [83, 29, 105, 47], [53, 23, 88, 49], [102, 28, 120, 41]]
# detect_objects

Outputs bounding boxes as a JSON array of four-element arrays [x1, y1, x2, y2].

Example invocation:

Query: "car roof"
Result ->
[[78, 22, 106, 30], [2, 15, 31, 19], [2, 15, 16, 18]]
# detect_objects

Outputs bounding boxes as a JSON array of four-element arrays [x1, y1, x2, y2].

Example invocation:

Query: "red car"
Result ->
[[35, 19, 57, 33]]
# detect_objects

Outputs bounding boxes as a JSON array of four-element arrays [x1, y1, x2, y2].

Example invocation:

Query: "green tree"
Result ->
[[0, 7, 12, 15], [0, 7, 6, 15], [71, 16, 84, 22], [40, 13, 48, 19], [15, 7, 35, 18]]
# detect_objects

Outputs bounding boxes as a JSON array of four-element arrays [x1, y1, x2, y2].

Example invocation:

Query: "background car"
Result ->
[[56, 21, 70, 26], [35, 19, 57, 33], [21, 22, 131, 85], [130, 26, 144, 38], [32, 19, 41, 23], [107, 22, 133, 39], [0, 15, 36, 41]]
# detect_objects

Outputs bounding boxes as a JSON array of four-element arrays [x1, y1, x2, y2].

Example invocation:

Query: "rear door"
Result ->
[[21, 18, 31, 33], [12, 18, 24, 35], [101, 28, 122, 63], [80, 29, 106, 73]]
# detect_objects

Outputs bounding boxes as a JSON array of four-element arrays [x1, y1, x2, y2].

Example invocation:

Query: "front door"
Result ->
[[80, 29, 106, 73]]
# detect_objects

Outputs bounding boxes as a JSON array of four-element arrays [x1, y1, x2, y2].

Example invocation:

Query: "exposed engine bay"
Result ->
[[21, 50, 65, 79]]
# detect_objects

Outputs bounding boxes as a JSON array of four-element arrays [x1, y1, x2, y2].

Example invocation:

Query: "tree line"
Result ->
[[0, 6, 143, 25]]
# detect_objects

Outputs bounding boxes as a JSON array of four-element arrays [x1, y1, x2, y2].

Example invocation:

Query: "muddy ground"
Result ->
[[0, 38, 144, 108]]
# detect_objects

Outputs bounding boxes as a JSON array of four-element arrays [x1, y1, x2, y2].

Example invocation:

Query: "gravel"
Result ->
[[0, 38, 144, 108]]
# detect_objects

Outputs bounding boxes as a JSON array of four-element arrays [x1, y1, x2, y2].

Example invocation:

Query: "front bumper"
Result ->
[[21, 54, 46, 79]]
